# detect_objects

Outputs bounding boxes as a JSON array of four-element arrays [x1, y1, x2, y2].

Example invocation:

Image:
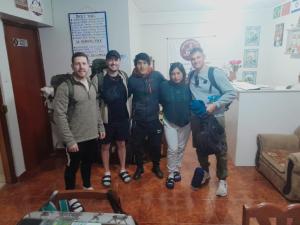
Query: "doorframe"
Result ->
[[0, 85, 17, 184]]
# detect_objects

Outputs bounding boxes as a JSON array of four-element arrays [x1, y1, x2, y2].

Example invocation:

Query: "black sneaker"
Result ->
[[133, 167, 144, 180], [151, 166, 164, 179]]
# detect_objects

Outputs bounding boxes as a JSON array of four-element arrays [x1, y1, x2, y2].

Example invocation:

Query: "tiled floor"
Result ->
[[0, 137, 289, 225]]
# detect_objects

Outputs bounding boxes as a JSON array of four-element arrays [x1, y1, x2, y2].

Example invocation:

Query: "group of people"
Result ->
[[53, 47, 236, 197]]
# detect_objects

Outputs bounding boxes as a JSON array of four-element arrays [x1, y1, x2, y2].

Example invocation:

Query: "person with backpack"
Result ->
[[188, 47, 237, 197], [128, 52, 166, 180], [159, 62, 191, 189], [53, 52, 106, 191], [92, 50, 131, 187]]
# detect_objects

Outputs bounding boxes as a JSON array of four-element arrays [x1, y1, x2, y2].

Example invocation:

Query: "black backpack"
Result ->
[[194, 113, 226, 155]]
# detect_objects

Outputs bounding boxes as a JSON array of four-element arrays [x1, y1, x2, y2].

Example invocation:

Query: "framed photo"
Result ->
[[273, 5, 282, 18], [68, 12, 109, 63], [29, 0, 43, 16], [245, 26, 261, 46], [243, 49, 259, 68], [274, 23, 284, 47], [242, 71, 257, 84], [285, 28, 300, 55], [281, 2, 291, 16], [15, 0, 28, 10]]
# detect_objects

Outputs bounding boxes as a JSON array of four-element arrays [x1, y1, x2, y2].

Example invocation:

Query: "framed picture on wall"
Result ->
[[243, 49, 259, 68], [285, 28, 300, 55], [274, 23, 284, 47], [68, 12, 109, 63], [242, 71, 257, 84], [15, 0, 28, 10], [273, 5, 282, 18], [245, 26, 261, 46]]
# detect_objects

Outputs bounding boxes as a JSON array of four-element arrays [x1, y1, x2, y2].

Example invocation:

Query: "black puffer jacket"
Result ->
[[128, 70, 165, 122]]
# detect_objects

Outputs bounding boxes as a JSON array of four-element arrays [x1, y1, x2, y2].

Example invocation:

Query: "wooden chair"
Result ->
[[242, 202, 300, 225]]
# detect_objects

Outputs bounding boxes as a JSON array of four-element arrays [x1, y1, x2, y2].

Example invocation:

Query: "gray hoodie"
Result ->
[[53, 75, 104, 147], [189, 65, 237, 116]]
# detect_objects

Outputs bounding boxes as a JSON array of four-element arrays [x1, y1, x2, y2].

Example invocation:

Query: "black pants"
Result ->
[[131, 119, 163, 167], [64, 139, 98, 190]]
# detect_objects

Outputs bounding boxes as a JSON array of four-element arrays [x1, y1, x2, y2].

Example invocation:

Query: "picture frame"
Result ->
[[242, 71, 257, 84], [245, 26, 261, 46], [68, 12, 109, 63], [243, 49, 259, 68], [273, 5, 282, 19], [274, 23, 284, 47], [15, 0, 28, 10], [285, 28, 300, 55]]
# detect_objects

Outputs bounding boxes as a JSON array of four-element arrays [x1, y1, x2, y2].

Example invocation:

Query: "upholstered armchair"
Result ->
[[256, 127, 300, 201]]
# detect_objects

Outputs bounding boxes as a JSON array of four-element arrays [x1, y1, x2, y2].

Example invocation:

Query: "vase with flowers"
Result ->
[[228, 60, 242, 81]]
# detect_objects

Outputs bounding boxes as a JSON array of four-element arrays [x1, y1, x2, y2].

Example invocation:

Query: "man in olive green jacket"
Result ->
[[53, 52, 105, 190]]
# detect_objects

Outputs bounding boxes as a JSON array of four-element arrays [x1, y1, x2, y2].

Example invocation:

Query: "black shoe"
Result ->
[[151, 166, 164, 179], [133, 167, 144, 180]]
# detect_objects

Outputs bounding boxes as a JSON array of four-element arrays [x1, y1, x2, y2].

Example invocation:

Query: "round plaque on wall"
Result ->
[[180, 39, 201, 61]]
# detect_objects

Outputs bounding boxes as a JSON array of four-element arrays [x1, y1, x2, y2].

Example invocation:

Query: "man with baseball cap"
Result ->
[[93, 50, 131, 187]]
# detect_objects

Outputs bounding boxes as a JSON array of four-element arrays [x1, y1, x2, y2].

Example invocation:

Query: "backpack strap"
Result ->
[[208, 67, 223, 95], [65, 78, 77, 107], [188, 70, 196, 84]]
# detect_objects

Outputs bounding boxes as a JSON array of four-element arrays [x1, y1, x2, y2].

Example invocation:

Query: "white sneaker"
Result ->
[[201, 171, 210, 184], [216, 180, 227, 197], [83, 186, 94, 190]]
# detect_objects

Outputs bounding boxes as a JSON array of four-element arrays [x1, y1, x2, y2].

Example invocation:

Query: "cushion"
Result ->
[[261, 149, 290, 173]]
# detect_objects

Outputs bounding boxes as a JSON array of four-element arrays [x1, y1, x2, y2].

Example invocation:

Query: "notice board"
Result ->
[[68, 12, 109, 62]]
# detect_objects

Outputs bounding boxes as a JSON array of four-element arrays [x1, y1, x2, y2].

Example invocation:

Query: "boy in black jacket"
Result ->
[[128, 52, 165, 180]]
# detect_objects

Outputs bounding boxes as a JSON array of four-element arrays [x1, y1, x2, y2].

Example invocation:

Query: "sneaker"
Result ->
[[216, 180, 227, 197], [201, 170, 210, 185], [151, 166, 164, 179], [83, 186, 94, 190]]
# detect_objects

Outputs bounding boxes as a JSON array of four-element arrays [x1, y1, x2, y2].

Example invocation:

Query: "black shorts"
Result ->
[[101, 120, 130, 144]]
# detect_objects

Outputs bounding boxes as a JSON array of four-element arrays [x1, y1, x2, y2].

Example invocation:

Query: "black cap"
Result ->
[[106, 50, 121, 60]]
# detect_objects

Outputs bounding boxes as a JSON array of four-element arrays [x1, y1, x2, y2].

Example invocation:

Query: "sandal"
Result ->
[[119, 171, 131, 183], [174, 171, 181, 182], [102, 175, 111, 187], [68, 198, 84, 212], [165, 177, 175, 189]]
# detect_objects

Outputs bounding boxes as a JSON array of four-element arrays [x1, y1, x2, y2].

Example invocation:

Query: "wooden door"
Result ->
[[4, 22, 53, 171]]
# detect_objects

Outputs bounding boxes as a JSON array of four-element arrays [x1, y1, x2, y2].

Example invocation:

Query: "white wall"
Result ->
[[139, 9, 271, 80], [263, 8, 300, 86], [0, 0, 53, 176], [39, 0, 132, 85], [128, 0, 142, 71]]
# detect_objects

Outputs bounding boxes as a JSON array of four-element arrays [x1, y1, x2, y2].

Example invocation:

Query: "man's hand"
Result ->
[[99, 132, 106, 139], [67, 143, 79, 152], [206, 103, 217, 114]]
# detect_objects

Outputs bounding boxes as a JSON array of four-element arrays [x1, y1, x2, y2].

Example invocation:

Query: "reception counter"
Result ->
[[225, 89, 300, 166]]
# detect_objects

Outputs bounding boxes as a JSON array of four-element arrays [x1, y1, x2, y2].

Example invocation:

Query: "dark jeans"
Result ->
[[131, 119, 163, 167], [64, 139, 98, 189]]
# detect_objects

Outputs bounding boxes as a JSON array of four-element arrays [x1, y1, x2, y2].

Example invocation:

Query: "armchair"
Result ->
[[256, 127, 300, 201]]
